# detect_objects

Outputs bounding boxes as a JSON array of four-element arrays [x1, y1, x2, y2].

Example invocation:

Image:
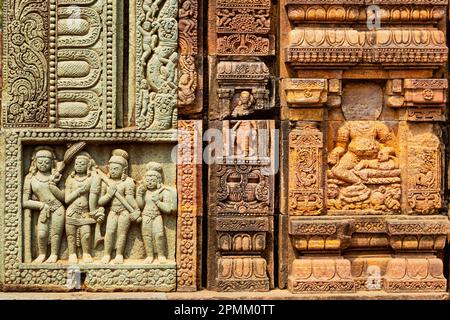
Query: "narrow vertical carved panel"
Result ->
[[406, 129, 442, 214], [56, 0, 118, 129], [178, 0, 202, 115], [131, 0, 178, 130], [177, 120, 202, 291], [288, 122, 323, 216], [207, 120, 275, 292], [2, 0, 50, 128]]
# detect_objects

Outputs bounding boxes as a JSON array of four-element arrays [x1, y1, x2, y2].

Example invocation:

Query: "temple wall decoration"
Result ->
[[2, 0, 450, 299], [279, 0, 450, 295]]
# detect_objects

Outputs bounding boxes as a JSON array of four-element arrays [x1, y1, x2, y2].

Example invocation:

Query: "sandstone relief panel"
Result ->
[[130, 0, 178, 130], [279, 0, 450, 295], [0, 120, 203, 291], [2, 0, 122, 129], [207, 121, 275, 292]]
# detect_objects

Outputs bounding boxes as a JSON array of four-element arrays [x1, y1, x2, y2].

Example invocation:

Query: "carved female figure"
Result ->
[[65, 152, 104, 264], [23, 147, 65, 264], [137, 162, 177, 264]]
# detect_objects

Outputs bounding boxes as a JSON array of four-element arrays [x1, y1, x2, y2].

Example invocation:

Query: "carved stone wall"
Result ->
[[1, 1, 202, 292], [207, 120, 276, 291], [2, 0, 450, 298], [279, 0, 450, 295]]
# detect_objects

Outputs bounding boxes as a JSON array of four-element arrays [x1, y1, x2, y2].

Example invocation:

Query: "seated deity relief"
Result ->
[[22, 144, 177, 265], [327, 121, 401, 213]]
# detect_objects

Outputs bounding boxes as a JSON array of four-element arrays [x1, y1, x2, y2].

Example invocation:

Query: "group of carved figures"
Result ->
[[22, 146, 177, 265]]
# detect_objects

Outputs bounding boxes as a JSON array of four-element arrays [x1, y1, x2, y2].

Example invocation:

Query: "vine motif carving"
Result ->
[[136, 0, 178, 130], [4, 0, 50, 127]]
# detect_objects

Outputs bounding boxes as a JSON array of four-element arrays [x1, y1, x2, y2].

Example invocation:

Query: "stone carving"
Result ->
[[286, 29, 447, 67], [216, 165, 270, 215], [327, 121, 401, 213], [135, 0, 178, 130], [215, 61, 271, 119], [3, 130, 186, 291], [404, 79, 447, 106], [65, 152, 104, 264], [178, 0, 200, 112], [207, 121, 275, 292], [284, 79, 327, 106], [287, 5, 446, 23], [213, 0, 273, 56], [176, 120, 202, 291], [99, 149, 141, 264], [23, 147, 65, 264], [280, 0, 449, 295], [407, 132, 442, 214], [137, 162, 177, 263], [288, 122, 324, 215], [56, 1, 116, 129], [3, 0, 49, 127]]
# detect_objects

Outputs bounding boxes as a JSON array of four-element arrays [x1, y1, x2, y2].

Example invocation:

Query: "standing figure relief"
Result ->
[[23, 147, 65, 264], [22, 146, 174, 265]]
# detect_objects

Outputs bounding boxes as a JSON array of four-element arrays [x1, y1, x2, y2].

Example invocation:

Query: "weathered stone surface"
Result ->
[[280, 0, 449, 295], [207, 120, 276, 292], [2, 0, 450, 300]]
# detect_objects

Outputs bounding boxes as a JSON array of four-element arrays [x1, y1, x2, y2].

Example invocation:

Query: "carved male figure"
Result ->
[[179, 0, 196, 36], [99, 149, 141, 264], [65, 152, 105, 264], [137, 162, 177, 263], [23, 147, 65, 264]]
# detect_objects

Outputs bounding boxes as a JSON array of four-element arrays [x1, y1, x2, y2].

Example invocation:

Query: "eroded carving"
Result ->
[[327, 121, 401, 213]]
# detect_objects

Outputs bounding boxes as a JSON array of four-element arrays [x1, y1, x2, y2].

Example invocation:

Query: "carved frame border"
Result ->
[[176, 120, 202, 291], [1, 129, 197, 291]]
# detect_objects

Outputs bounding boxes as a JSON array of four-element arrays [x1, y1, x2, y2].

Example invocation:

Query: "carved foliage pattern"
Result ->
[[215, 0, 272, 55], [407, 133, 442, 214], [176, 120, 201, 291], [178, 0, 198, 107], [4, 0, 50, 127], [288, 122, 323, 215]]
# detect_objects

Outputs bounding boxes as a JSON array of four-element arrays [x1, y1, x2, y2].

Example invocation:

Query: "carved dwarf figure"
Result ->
[[327, 121, 401, 211], [23, 147, 65, 264], [179, 0, 196, 36], [99, 149, 141, 264], [137, 162, 177, 264], [65, 152, 105, 264]]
